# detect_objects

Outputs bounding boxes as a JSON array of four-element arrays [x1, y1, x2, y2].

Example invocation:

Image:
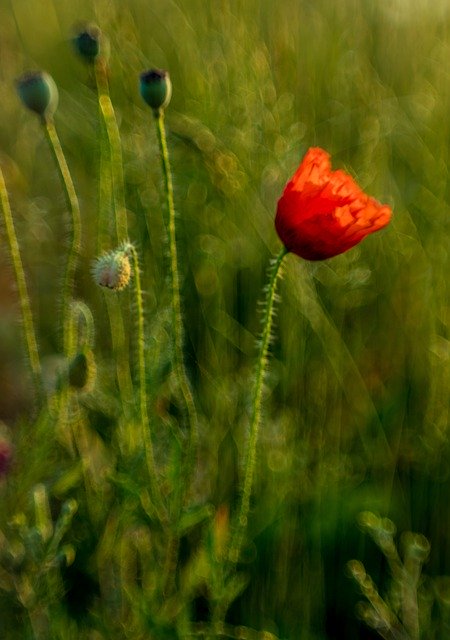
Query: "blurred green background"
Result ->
[[1, 0, 450, 637]]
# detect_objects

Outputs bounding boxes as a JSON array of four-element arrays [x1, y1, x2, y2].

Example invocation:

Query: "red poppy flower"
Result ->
[[275, 147, 391, 260]]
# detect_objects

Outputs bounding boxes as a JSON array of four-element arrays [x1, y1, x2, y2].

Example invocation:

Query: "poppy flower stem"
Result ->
[[94, 58, 128, 244], [153, 110, 199, 499], [0, 165, 42, 398], [94, 58, 133, 413], [228, 246, 288, 568], [42, 117, 81, 359], [128, 244, 166, 521]]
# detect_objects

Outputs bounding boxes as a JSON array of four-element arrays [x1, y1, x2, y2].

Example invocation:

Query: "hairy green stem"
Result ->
[[152, 111, 199, 595], [0, 164, 42, 394], [129, 245, 166, 520], [69, 300, 95, 349], [153, 110, 198, 494], [227, 247, 288, 567], [42, 117, 81, 358], [94, 59, 133, 410], [96, 113, 112, 253], [95, 59, 128, 243]]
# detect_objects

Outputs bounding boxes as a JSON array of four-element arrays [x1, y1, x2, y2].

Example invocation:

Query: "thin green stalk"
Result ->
[[94, 59, 133, 410], [153, 110, 198, 494], [104, 294, 134, 407], [42, 118, 81, 359], [0, 164, 42, 395], [96, 113, 112, 253], [95, 59, 128, 243], [69, 300, 95, 349], [152, 111, 199, 596], [129, 245, 166, 521], [227, 247, 288, 567]]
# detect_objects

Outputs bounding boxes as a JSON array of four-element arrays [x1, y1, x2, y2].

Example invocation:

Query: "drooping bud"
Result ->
[[92, 243, 132, 292], [140, 69, 172, 113], [72, 22, 108, 64], [68, 349, 96, 391], [16, 71, 58, 120]]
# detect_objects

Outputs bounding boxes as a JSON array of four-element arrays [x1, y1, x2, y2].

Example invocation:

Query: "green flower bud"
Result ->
[[16, 71, 58, 119], [68, 349, 96, 391], [72, 23, 108, 63], [57, 544, 76, 567], [60, 498, 78, 520], [140, 69, 172, 112], [92, 243, 132, 292]]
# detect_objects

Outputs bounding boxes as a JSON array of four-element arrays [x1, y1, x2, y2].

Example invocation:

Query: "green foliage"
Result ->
[[348, 512, 450, 639], [0, 1, 449, 638]]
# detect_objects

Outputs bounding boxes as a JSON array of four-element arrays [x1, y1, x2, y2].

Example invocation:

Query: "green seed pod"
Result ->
[[68, 349, 96, 391], [140, 69, 172, 112], [72, 22, 108, 63], [16, 71, 58, 119]]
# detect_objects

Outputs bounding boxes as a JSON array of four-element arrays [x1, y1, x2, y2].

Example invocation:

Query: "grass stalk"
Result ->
[[0, 164, 42, 396]]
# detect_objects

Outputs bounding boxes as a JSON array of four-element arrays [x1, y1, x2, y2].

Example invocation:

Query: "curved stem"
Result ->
[[153, 111, 198, 496], [69, 300, 95, 349], [0, 165, 42, 395], [42, 118, 81, 359], [227, 247, 288, 567]]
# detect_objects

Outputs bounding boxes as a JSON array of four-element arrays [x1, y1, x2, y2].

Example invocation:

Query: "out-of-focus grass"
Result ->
[[1, 0, 450, 638]]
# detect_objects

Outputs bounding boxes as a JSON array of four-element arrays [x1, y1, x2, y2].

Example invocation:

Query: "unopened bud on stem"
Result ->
[[72, 22, 108, 64], [16, 71, 58, 120], [140, 69, 172, 114], [92, 243, 132, 292]]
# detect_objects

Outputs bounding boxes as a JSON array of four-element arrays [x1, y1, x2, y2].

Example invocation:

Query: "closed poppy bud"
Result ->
[[140, 69, 172, 112], [92, 243, 132, 291], [72, 23, 108, 63], [68, 349, 96, 391], [16, 71, 58, 120], [275, 147, 392, 260]]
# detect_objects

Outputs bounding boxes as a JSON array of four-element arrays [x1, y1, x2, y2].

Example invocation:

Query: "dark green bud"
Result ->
[[57, 544, 76, 567], [140, 69, 172, 112], [16, 71, 58, 119], [72, 23, 107, 63], [60, 498, 78, 520], [68, 349, 96, 391]]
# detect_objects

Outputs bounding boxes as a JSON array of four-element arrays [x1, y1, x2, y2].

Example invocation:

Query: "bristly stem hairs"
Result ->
[[228, 246, 288, 567], [0, 165, 42, 398]]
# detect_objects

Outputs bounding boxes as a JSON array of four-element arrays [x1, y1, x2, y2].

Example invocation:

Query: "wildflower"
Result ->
[[275, 147, 391, 260], [16, 71, 58, 120], [92, 243, 132, 291], [140, 69, 172, 112]]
